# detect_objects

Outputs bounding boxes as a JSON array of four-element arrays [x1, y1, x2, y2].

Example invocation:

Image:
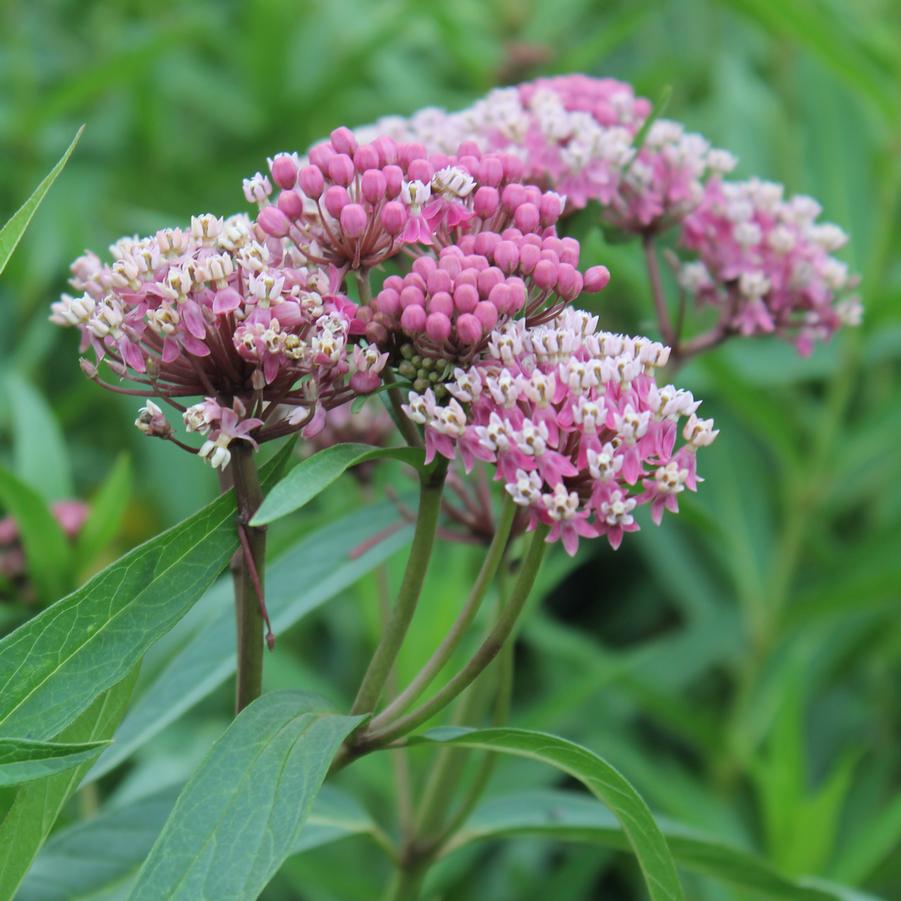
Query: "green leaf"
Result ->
[[19, 784, 373, 901], [0, 466, 72, 601], [449, 790, 871, 901], [0, 667, 138, 900], [0, 126, 83, 276], [128, 691, 364, 901], [410, 727, 685, 901], [6, 373, 74, 503], [88, 498, 412, 781], [0, 442, 293, 742], [0, 738, 108, 787], [74, 453, 132, 565], [251, 442, 423, 526]]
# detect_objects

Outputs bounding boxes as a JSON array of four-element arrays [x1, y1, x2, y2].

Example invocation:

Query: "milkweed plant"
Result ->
[[1, 74, 860, 901]]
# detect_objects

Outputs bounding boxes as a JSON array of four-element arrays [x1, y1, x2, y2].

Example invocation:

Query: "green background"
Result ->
[[1, 0, 899, 898]]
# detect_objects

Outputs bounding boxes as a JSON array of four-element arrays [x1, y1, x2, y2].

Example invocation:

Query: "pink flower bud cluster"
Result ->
[[52, 214, 384, 467], [402, 309, 717, 555], [679, 179, 862, 354], [247, 128, 567, 272]]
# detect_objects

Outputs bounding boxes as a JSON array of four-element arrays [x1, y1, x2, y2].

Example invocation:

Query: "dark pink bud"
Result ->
[[477, 266, 504, 296], [406, 158, 433, 183], [426, 311, 452, 343], [412, 256, 437, 279], [462, 255, 489, 272], [458, 140, 482, 158], [523, 185, 542, 204], [340, 203, 368, 238], [519, 243, 541, 274], [473, 186, 500, 219], [384, 275, 404, 292], [351, 371, 381, 394], [473, 231, 501, 256], [540, 193, 565, 226], [258, 205, 291, 238], [501, 184, 526, 212], [383, 165, 404, 198], [330, 126, 358, 156], [299, 165, 325, 200], [277, 190, 304, 219], [555, 264, 582, 300], [453, 283, 479, 313], [270, 153, 298, 189], [514, 203, 540, 233], [405, 272, 426, 291], [427, 269, 452, 294], [366, 321, 389, 344], [494, 240, 520, 274], [354, 144, 379, 173], [474, 300, 498, 332], [456, 313, 482, 345], [457, 155, 481, 177], [480, 155, 504, 187], [401, 304, 427, 333], [308, 143, 335, 169], [400, 285, 425, 309], [488, 282, 512, 314], [361, 169, 387, 204], [533, 259, 558, 290], [438, 254, 462, 278], [328, 154, 355, 186], [430, 153, 452, 169], [398, 142, 427, 168], [501, 153, 524, 181], [372, 136, 398, 166], [380, 201, 407, 236], [584, 265, 611, 292], [559, 237, 580, 266], [428, 291, 454, 317], [455, 268, 479, 288], [376, 288, 401, 317], [324, 185, 350, 219], [507, 278, 527, 312]]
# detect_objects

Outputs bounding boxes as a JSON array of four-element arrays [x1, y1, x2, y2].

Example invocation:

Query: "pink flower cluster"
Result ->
[[402, 309, 717, 555], [679, 179, 862, 354], [51, 214, 383, 467], [359, 231, 610, 371], [246, 128, 568, 273]]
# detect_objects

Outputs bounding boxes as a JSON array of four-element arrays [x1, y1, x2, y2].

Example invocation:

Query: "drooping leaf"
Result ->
[[0, 126, 83, 276], [410, 726, 685, 901], [251, 443, 423, 526], [449, 790, 873, 901], [88, 499, 412, 780], [128, 692, 364, 901], [0, 667, 138, 900], [0, 465, 72, 601], [75, 453, 132, 565], [6, 373, 74, 503], [0, 442, 292, 742], [0, 738, 108, 787]]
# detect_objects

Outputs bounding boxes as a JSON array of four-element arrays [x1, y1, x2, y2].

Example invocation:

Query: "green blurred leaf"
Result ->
[[75, 453, 132, 565], [88, 498, 411, 781], [410, 726, 685, 901], [0, 466, 72, 601], [0, 126, 83, 277], [0, 667, 138, 899], [450, 790, 872, 901], [128, 691, 364, 901], [0, 443, 292, 742], [6, 374, 74, 503], [0, 738, 108, 787], [251, 443, 423, 526]]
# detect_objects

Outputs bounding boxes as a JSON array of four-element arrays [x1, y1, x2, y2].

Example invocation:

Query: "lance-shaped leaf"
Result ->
[[449, 790, 874, 901], [0, 738, 108, 787], [89, 498, 411, 781], [0, 667, 138, 900], [0, 442, 293, 742], [409, 726, 685, 901], [251, 442, 423, 526], [0, 126, 83, 276], [128, 691, 364, 901]]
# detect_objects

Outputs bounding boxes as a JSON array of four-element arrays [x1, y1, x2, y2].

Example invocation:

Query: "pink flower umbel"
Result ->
[[679, 178, 861, 353], [402, 308, 716, 555], [51, 213, 380, 466]]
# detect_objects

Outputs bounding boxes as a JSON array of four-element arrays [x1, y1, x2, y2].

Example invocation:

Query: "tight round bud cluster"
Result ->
[[402, 309, 717, 555], [51, 214, 383, 467], [359, 232, 610, 377], [680, 178, 861, 354], [249, 128, 566, 274]]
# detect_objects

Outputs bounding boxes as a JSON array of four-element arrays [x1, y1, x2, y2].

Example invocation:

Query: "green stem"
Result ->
[[229, 442, 266, 714], [642, 234, 675, 346], [359, 526, 548, 747], [382, 861, 427, 901], [351, 460, 448, 715], [386, 368, 423, 448], [377, 497, 517, 723]]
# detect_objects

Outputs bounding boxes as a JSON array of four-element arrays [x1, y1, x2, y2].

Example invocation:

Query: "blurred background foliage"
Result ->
[[1, 0, 900, 898]]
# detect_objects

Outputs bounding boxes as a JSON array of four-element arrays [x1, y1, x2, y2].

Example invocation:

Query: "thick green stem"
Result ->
[[377, 497, 517, 723], [359, 525, 548, 747], [382, 861, 427, 901], [351, 460, 448, 715], [228, 442, 266, 714]]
